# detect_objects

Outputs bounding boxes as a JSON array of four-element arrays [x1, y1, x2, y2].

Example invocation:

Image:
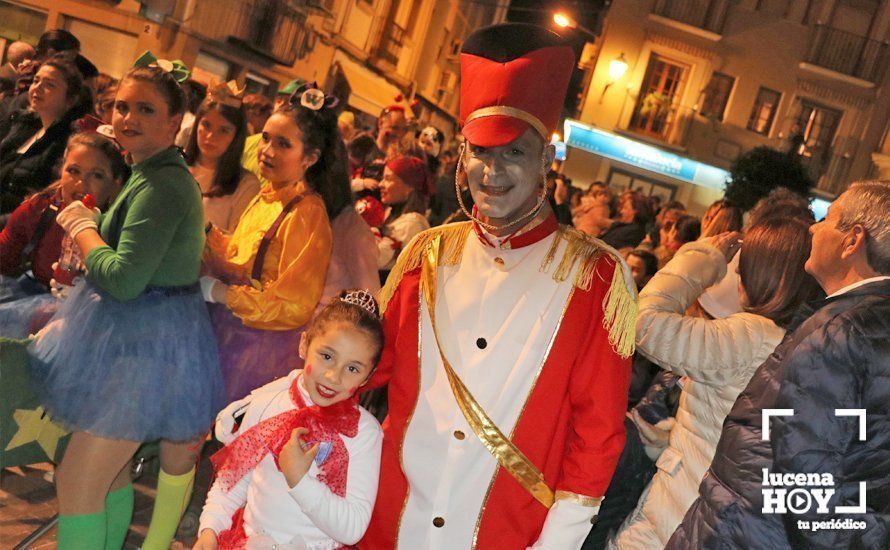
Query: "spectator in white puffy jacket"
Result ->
[[609, 218, 821, 549]]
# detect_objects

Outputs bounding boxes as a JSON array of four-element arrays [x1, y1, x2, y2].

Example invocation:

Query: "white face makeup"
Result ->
[[463, 127, 552, 226]]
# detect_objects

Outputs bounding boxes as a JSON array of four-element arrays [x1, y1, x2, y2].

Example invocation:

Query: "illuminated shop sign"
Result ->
[[564, 119, 729, 190]]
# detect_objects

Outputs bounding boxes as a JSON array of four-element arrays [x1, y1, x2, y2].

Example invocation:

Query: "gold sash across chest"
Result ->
[[420, 234, 555, 509]]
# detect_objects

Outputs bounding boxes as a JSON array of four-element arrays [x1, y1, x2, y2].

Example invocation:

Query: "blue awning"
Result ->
[[563, 119, 729, 190]]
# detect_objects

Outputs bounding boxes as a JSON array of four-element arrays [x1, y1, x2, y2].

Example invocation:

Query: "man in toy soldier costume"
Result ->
[[360, 23, 636, 549]]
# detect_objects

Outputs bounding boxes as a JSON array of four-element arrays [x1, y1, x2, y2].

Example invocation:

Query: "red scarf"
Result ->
[[211, 375, 360, 498]]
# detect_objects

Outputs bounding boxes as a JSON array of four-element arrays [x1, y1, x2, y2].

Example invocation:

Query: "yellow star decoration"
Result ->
[[5, 406, 68, 459]]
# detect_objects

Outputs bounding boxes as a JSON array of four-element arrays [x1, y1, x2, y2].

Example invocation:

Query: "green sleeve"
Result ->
[[85, 181, 187, 301]]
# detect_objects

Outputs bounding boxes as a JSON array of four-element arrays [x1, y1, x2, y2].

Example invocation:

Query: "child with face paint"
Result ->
[[196, 289, 384, 549]]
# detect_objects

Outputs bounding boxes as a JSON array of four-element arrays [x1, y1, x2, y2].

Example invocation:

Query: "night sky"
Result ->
[[506, 0, 610, 122]]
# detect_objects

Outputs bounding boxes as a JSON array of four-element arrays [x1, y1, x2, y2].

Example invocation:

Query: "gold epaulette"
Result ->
[[541, 226, 638, 358], [378, 222, 637, 358], [378, 222, 472, 313]]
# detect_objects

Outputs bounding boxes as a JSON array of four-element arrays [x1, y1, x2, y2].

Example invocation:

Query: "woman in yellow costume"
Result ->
[[200, 83, 350, 401]]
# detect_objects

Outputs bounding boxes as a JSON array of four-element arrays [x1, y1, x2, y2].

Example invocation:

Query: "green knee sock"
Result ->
[[57, 511, 106, 550], [141, 467, 195, 550], [104, 484, 133, 550]]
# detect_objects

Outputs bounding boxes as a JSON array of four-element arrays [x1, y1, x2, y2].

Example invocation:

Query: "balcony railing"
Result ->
[[804, 25, 888, 83], [187, 0, 310, 66], [626, 96, 697, 147], [377, 23, 406, 67], [651, 0, 731, 35]]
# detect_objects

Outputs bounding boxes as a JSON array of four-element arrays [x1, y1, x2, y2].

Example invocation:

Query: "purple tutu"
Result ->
[[208, 303, 305, 402]]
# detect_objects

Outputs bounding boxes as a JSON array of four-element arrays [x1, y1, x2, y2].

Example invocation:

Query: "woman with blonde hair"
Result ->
[[700, 199, 743, 238]]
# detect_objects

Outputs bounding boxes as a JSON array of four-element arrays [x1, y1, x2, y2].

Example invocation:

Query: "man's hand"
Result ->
[[279, 427, 319, 488], [192, 528, 218, 550]]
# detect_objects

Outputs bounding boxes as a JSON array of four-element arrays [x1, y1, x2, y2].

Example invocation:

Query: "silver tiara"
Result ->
[[340, 289, 379, 318]]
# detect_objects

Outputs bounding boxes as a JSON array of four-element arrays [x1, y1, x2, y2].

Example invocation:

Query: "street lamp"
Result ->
[[553, 13, 573, 29], [599, 52, 628, 103], [608, 53, 629, 82], [552, 11, 598, 41]]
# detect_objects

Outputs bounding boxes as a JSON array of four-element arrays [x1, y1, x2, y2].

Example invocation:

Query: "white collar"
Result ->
[[826, 276, 890, 299]]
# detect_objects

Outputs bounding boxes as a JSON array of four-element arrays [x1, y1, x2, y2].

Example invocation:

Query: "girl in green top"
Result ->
[[29, 61, 225, 550]]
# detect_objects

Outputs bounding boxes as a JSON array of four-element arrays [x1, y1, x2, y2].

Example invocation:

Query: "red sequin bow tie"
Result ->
[[211, 376, 360, 496]]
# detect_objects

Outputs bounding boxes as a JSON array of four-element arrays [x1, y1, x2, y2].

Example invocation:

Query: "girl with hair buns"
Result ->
[[29, 57, 225, 550], [201, 83, 344, 402], [195, 289, 384, 549], [184, 82, 260, 231]]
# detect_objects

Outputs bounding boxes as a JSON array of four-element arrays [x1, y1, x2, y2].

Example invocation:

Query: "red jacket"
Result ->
[[0, 191, 63, 286], [360, 223, 632, 548]]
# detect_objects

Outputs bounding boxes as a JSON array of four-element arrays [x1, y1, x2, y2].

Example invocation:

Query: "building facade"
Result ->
[[0, 0, 499, 138], [563, 0, 890, 213]]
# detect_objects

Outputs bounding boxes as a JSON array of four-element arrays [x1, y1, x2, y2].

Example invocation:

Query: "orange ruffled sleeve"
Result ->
[[225, 195, 332, 330]]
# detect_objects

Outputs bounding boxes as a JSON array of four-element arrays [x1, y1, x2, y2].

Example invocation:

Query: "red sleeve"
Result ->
[[0, 196, 43, 275], [559, 257, 632, 497], [366, 271, 409, 391]]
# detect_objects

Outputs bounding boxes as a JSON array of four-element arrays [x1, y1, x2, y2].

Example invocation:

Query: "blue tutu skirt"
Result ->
[[29, 280, 226, 442], [0, 275, 57, 338]]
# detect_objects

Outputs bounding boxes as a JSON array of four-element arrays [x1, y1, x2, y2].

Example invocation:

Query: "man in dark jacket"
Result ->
[[666, 180, 890, 550]]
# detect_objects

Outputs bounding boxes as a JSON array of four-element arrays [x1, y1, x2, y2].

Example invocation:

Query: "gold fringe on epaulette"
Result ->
[[541, 227, 637, 358], [377, 222, 472, 313], [602, 258, 638, 358]]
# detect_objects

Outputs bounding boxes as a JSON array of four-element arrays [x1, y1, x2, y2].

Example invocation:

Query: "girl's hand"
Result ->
[[192, 529, 218, 550], [702, 231, 743, 262], [278, 427, 319, 488], [199, 276, 229, 304], [57, 200, 100, 238]]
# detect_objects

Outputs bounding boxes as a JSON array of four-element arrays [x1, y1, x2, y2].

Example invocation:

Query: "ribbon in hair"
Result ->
[[288, 81, 340, 111], [133, 50, 191, 84]]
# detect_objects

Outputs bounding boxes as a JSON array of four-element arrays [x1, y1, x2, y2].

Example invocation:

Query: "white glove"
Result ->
[[57, 200, 100, 238], [200, 276, 223, 303], [49, 276, 82, 300]]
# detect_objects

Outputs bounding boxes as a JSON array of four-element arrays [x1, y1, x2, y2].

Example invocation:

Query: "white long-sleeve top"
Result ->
[[200, 371, 383, 548]]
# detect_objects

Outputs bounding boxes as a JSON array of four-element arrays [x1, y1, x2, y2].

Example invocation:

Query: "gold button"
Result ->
[[453, 430, 465, 440], [433, 516, 445, 528], [494, 256, 505, 266]]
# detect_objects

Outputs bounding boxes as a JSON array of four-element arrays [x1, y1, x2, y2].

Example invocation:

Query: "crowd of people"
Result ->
[[0, 22, 888, 550]]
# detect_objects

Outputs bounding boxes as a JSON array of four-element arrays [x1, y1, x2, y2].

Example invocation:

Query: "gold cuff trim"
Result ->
[[464, 106, 549, 141], [555, 490, 604, 508]]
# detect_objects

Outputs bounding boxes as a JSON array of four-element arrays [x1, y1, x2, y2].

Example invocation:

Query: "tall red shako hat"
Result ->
[[460, 23, 576, 148]]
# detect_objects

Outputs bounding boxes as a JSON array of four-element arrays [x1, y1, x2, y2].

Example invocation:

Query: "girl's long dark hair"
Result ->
[[276, 102, 352, 219], [183, 99, 249, 198]]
